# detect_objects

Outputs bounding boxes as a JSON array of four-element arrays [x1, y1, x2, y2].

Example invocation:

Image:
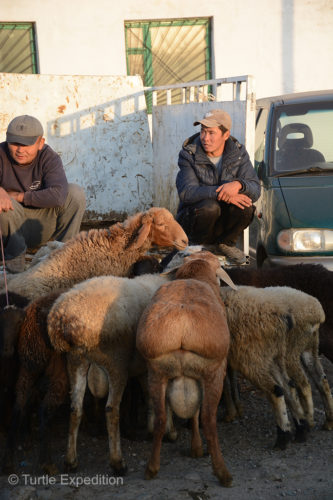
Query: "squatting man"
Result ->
[[176, 109, 261, 264]]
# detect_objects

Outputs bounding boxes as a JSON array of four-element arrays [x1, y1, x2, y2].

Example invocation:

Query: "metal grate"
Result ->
[[0, 22, 38, 73], [125, 18, 212, 111]]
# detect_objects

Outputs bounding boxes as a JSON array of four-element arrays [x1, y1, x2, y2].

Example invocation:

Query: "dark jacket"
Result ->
[[176, 133, 261, 212], [0, 142, 68, 208]]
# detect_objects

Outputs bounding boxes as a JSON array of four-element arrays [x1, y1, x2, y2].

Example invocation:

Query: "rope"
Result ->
[[0, 223, 10, 307]]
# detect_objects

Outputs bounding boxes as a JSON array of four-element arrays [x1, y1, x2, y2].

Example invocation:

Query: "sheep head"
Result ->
[[165, 250, 238, 290], [132, 207, 188, 250], [185, 251, 238, 290]]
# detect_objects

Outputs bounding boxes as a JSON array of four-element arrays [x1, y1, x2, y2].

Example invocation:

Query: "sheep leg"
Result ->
[[284, 360, 314, 429], [221, 373, 238, 422], [302, 351, 333, 430], [38, 372, 68, 475], [222, 367, 243, 422], [201, 363, 232, 487], [190, 409, 203, 458], [165, 401, 178, 442], [2, 367, 37, 473], [228, 367, 243, 417], [272, 361, 310, 442], [237, 364, 293, 450], [104, 373, 128, 475], [145, 372, 168, 480], [266, 385, 293, 450], [65, 357, 89, 472]]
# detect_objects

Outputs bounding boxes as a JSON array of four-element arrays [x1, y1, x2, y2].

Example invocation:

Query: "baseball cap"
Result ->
[[193, 109, 232, 130], [6, 115, 44, 146]]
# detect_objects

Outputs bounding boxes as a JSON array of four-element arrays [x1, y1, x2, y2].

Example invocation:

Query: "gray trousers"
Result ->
[[0, 183, 86, 260]]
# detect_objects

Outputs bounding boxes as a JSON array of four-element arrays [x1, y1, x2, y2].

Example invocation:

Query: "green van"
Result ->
[[254, 90, 333, 270]]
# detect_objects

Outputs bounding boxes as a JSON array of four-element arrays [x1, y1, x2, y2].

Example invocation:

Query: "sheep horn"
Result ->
[[216, 267, 238, 290]]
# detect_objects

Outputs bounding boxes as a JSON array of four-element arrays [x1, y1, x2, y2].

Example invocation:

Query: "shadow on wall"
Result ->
[[45, 90, 154, 221]]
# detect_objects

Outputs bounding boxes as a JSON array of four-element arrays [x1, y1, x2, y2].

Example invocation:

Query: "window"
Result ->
[[125, 18, 212, 110], [273, 102, 333, 172], [0, 22, 38, 73]]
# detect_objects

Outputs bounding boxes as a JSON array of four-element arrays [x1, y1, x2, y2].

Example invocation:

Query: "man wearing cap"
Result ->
[[0, 115, 86, 273], [176, 108, 260, 264]]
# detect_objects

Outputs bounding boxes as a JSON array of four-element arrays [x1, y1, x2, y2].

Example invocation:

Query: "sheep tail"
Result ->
[[48, 325, 71, 353]]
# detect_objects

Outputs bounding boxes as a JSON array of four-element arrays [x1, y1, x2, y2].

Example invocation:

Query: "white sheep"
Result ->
[[0, 207, 188, 301], [136, 251, 234, 487], [47, 273, 174, 475], [218, 284, 329, 448]]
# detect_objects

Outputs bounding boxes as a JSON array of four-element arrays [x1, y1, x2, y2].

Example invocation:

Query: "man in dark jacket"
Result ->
[[176, 109, 260, 264], [0, 115, 86, 273]]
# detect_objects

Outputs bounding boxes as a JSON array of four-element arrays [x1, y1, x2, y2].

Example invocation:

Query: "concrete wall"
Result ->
[[0, 74, 253, 219], [152, 99, 253, 214], [2, 0, 333, 98], [0, 73, 153, 221]]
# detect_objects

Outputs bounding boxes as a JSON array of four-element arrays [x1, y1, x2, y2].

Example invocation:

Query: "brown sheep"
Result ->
[[0, 293, 30, 431], [0, 207, 188, 301], [2, 291, 69, 475], [136, 252, 234, 487]]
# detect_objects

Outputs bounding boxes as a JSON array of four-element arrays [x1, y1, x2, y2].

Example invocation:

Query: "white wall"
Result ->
[[0, 73, 153, 220], [2, 0, 333, 98]]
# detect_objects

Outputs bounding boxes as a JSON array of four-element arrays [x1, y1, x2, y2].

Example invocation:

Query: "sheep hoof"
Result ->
[[294, 419, 309, 443], [273, 427, 292, 450], [217, 470, 233, 487], [64, 460, 78, 472], [111, 461, 128, 476], [42, 463, 59, 476], [164, 431, 178, 442], [323, 420, 333, 431], [222, 413, 237, 423], [144, 465, 158, 480], [1, 463, 15, 476], [190, 446, 204, 458]]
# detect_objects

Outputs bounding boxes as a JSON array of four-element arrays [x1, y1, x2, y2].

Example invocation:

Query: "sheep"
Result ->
[[136, 252, 234, 487], [0, 293, 30, 431], [216, 284, 332, 447], [0, 207, 188, 301], [128, 254, 163, 278], [225, 263, 333, 364], [2, 290, 69, 475], [164, 250, 332, 447], [218, 264, 333, 424], [47, 273, 177, 475]]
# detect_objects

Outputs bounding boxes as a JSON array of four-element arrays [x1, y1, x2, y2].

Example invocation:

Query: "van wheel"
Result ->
[[256, 246, 267, 268]]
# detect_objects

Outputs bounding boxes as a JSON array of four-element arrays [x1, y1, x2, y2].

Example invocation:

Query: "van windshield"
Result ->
[[272, 102, 333, 175]]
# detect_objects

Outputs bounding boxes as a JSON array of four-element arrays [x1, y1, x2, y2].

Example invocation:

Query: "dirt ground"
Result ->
[[0, 355, 332, 500]]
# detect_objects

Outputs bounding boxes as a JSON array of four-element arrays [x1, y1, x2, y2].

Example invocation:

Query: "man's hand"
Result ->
[[0, 187, 14, 213], [216, 181, 252, 209], [7, 191, 24, 203]]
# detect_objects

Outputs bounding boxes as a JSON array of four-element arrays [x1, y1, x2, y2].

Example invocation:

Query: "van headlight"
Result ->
[[277, 229, 333, 252]]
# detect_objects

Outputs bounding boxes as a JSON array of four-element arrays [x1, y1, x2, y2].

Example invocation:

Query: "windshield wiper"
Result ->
[[275, 165, 333, 177]]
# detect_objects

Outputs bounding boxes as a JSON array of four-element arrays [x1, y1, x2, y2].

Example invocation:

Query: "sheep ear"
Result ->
[[216, 267, 238, 290], [160, 266, 180, 277], [132, 217, 152, 249]]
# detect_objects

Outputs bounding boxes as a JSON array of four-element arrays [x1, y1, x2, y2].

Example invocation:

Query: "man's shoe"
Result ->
[[6, 253, 26, 274], [218, 244, 246, 265]]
